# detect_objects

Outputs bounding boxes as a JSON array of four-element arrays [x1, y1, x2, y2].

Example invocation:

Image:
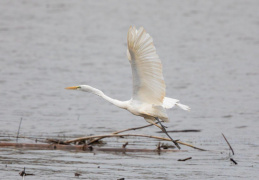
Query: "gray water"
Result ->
[[0, 0, 259, 179]]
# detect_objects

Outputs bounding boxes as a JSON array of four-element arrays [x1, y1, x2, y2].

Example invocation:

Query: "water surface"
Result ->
[[0, 0, 258, 179]]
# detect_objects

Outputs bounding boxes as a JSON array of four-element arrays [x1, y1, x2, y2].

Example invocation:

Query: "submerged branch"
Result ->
[[0, 142, 185, 153]]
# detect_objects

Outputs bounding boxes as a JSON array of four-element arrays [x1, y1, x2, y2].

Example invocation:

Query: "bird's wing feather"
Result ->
[[127, 26, 165, 105]]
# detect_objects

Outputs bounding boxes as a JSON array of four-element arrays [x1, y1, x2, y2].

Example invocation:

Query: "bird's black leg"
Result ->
[[155, 117, 181, 150]]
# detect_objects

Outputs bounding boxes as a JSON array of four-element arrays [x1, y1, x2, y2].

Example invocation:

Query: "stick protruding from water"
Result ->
[[16, 117, 23, 143]]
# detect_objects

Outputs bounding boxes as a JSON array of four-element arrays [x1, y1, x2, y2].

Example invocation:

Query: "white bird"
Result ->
[[66, 26, 190, 149]]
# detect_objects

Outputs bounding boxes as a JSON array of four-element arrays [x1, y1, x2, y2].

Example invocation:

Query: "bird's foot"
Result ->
[[155, 117, 181, 150]]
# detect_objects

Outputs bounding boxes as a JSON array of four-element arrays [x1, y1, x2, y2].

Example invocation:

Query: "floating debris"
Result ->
[[122, 142, 128, 148], [19, 167, 35, 178], [178, 157, 192, 161], [74, 172, 82, 177], [230, 158, 238, 165]]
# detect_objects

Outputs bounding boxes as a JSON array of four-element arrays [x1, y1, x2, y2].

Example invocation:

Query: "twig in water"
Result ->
[[175, 140, 206, 151], [158, 129, 201, 133], [66, 134, 169, 143], [46, 139, 69, 145], [178, 157, 192, 161], [222, 133, 234, 155], [16, 117, 23, 143], [88, 123, 155, 145], [1, 142, 185, 152], [19, 167, 34, 178], [114, 123, 156, 134], [157, 142, 161, 151], [160, 143, 175, 149], [65, 133, 206, 151], [87, 145, 93, 151], [222, 133, 238, 165], [75, 172, 81, 177], [230, 158, 238, 165], [122, 142, 128, 148], [19, 167, 26, 178]]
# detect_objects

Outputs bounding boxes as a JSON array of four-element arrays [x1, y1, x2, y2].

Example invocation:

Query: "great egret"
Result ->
[[66, 26, 190, 149]]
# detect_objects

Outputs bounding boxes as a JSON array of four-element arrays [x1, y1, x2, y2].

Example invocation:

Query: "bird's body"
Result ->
[[66, 26, 190, 131]]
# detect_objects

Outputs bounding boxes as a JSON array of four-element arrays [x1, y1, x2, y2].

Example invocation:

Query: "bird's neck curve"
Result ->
[[80, 85, 128, 109]]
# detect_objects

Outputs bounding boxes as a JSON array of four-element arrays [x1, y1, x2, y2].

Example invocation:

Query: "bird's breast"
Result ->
[[126, 106, 142, 116], [126, 101, 152, 117]]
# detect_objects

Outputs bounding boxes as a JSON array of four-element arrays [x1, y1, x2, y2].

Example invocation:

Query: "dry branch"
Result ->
[[113, 124, 154, 134], [88, 123, 154, 144], [65, 133, 206, 151], [222, 133, 238, 165], [65, 134, 169, 144], [222, 133, 234, 155]]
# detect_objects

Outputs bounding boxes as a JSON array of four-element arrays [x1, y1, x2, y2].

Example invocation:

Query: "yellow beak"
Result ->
[[65, 86, 79, 90]]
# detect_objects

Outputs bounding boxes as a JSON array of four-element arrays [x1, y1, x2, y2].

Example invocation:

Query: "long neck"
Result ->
[[81, 86, 128, 109]]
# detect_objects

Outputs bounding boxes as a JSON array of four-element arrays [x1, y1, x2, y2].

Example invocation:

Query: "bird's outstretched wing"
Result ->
[[127, 26, 165, 105]]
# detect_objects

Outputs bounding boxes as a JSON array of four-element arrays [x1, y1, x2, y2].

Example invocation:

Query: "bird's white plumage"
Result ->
[[66, 26, 190, 125], [163, 97, 191, 111], [163, 97, 179, 109], [127, 26, 165, 105]]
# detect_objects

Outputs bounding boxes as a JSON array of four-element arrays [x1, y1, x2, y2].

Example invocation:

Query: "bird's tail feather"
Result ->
[[163, 97, 190, 111], [163, 97, 179, 109], [176, 103, 191, 111]]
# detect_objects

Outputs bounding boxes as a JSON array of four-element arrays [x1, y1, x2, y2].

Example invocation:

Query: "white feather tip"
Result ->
[[176, 103, 191, 111]]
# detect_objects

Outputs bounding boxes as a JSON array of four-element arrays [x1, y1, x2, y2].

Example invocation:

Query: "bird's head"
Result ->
[[65, 85, 98, 93], [65, 85, 81, 90]]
